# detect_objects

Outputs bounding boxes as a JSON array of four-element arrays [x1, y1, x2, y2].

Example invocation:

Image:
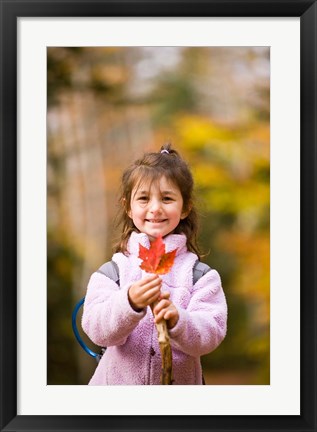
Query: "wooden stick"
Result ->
[[151, 302, 173, 385]]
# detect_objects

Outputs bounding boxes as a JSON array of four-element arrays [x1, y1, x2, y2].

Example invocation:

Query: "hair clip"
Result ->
[[161, 149, 169, 154]]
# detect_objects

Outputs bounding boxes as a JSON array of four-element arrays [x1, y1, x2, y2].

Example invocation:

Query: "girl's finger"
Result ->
[[154, 309, 167, 323], [139, 279, 161, 294], [158, 291, 170, 300], [156, 304, 175, 319], [147, 291, 162, 306], [136, 275, 157, 287], [142, 285, 161, 300], [153, 300, 170, 315], [139, 274, 160, 287], [164, 310, 175, 320]]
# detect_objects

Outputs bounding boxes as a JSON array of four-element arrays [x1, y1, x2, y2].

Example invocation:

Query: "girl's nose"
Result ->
[[149, 199, 162, 213]]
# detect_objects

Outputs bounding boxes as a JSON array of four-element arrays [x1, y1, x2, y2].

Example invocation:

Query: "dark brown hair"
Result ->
[[114, 143, 201, 257]]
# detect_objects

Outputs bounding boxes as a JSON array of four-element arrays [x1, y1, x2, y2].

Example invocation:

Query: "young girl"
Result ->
[[82, 144, 227, 385]]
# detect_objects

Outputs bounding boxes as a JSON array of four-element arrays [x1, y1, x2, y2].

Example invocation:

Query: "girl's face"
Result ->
[[128, 176, 188, 242]]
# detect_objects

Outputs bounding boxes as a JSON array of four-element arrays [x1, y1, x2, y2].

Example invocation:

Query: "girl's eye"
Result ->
[[163, 196, 173, 202], [138, 196, 148, 201]]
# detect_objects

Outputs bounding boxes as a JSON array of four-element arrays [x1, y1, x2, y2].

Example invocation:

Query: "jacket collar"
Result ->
[[127, 231, 188, 257]]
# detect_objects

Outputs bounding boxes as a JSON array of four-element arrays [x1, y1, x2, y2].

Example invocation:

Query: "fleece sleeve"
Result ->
[[81, 272, 146, 347], [168, 269, 227, 357]]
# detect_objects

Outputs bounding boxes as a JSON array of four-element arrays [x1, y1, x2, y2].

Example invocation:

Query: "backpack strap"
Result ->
[[193, 260, 211, 285], [193, 260, 211, 386], [97, 260, 120, 285]]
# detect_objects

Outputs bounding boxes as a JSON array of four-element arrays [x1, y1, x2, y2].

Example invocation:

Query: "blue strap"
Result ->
[[72, 260, 120, 361], [71, 297, 101, 360]]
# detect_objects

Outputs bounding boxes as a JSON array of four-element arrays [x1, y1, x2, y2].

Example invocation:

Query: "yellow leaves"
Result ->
[[193, 164, 230, 188], [246, 122, 270, 147], [203, 180, 269, 214], [219, 230, 270, 303], [173, 115, 269, 184], [174, 114, 239, 152], [170, 114, 270, 220], [174, 112, 269, 143]]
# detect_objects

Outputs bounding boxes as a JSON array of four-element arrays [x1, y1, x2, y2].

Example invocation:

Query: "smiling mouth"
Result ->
[[145, 219, 167, 223]]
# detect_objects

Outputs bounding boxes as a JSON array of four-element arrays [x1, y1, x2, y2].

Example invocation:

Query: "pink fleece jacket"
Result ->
[[82, 232, 227, 385]]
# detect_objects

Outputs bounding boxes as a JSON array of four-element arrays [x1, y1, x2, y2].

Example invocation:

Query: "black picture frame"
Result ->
[[1, 1, 316, 431]]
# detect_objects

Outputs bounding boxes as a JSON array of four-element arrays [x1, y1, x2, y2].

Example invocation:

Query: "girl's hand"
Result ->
[[128, 274, 162, 311], [153, 291, 179, 329]]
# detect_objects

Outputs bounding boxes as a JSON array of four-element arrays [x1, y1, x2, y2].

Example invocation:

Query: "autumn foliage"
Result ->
[[47, 47, 270, 385], [138, 235, 177, 275]]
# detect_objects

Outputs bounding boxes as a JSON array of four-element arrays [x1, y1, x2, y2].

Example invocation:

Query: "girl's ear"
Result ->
[[122, 198, 132, 219], [180, 205, 191, 220]]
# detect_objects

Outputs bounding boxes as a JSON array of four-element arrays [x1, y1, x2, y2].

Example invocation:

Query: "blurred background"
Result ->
[[47, 46, 270, 385]]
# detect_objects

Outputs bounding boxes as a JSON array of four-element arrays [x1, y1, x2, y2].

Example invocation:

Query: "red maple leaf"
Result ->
[[138, 235, 177, 275]]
